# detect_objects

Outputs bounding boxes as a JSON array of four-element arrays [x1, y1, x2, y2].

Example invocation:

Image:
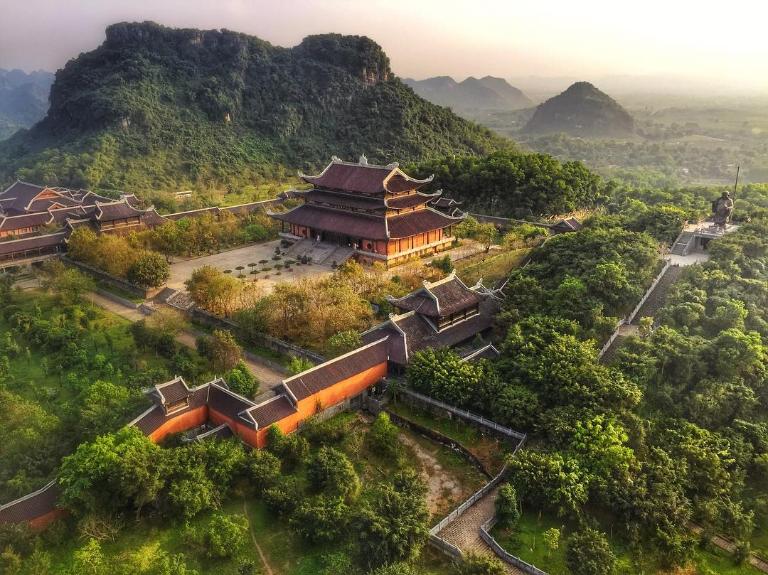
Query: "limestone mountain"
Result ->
[[0, 22, 506, 192], [524, 81, 635, 137], [0, 69, 54, 140], [404, 75, 532, 111]]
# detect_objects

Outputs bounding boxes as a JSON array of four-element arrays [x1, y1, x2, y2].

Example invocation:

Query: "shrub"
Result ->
[[307, 447, 360, 498], [367, 413, 401, 458], [495, 484, 520, 529], [566, 528, 616, 575], [290, 496, 350, 543], [203, 514, 248, 559]]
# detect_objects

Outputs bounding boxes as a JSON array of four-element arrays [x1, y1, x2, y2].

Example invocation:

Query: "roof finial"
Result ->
[[331, 155, 341, 163], [359, 154, 368, 165]]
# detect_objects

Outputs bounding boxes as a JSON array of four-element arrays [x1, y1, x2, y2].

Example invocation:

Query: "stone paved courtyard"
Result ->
[[166, 240, 333, 294]]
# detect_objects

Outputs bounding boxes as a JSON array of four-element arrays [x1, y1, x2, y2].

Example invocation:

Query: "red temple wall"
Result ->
[[148, 406, 209, 443], [29, 508, 67, 531]]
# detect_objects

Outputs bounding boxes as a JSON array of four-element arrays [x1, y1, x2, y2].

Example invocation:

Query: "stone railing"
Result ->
[[480, 517, 549, 575], [626, 261, 671, 325], [397, 387, 526, 442]]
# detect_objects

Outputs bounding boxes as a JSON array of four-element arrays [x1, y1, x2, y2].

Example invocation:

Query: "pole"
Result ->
[[733, 165, 740, 198]]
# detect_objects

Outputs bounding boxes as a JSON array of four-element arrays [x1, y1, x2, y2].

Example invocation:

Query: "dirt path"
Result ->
[[243, 499, 275, 575], [399, 433, 464, 517], [86, 291, 285, 389]]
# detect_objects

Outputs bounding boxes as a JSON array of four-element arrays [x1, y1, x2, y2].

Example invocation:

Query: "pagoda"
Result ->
[[270, 156, 465, 267]]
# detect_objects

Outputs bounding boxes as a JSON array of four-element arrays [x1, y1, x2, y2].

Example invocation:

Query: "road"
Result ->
[[86, 291, 286, 389]]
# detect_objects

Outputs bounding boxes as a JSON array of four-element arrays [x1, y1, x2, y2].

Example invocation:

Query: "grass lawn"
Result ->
[[492, 511, 762, 575], [454, 247, 531, 286], [387, 398, 510, 474]]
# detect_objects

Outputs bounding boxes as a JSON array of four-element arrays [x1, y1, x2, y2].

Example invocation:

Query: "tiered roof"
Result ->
[[364, 274, 497, 365], [299, 156, 433, 195], [388, 272, 482, 318]]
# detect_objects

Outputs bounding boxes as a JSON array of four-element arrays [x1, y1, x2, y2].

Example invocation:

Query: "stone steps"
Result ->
[[631, 265, 684, 324], [670, 231, 694, 255]]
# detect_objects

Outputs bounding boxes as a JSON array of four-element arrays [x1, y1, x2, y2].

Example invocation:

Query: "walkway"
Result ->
[[689, 523, 768, 573], [438, 487, 524, 574], [86, 291, 285, 389]]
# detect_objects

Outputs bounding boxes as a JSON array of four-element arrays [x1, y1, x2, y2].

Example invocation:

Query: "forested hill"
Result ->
[[524, 81, 635, 138], [0, 69, 53, 140], [404, 75, 533, 111], [0, 22, 507, 192]]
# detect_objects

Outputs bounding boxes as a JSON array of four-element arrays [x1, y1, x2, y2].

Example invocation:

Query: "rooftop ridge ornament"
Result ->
[[359, 154, 368, 165]]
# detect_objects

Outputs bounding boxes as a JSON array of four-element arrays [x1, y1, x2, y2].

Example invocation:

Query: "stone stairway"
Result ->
[[438, 487, 525, 574], [670, 231, 694, 255], [285, 239, 338, 265], [326, 245, 355, 267], [630, 265, 684, 324]]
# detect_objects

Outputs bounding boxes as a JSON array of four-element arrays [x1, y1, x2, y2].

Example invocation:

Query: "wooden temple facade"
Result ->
[[270, 156, 465, 267]]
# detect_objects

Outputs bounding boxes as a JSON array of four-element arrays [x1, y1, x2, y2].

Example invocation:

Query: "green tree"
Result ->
[[58, 428, 166, 517], [71, 538, 107, 575], [307, 446, 360, 498], [287, 355, 314, 376], [368, 412, 401, 458], [543, 527, 561, 558], [456, 553, 506, 575], [290, 496, 350, 543], [326, 330, 363, 357], [203, 514, 248, 559], [565, 528, 616, 575], [127, 252, 170, 288], [495, 483, 520, 529], [225, 360, 259, 398], [197, 329, 242, 373], [355, 470, 429, 568]]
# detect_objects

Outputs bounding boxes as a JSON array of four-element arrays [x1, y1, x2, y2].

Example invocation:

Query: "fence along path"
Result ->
[[407, 386, 536, 572]]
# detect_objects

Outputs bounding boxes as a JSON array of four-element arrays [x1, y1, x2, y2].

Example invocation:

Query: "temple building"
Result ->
[[0, 181, 166, 264], [270, 156, 465, 267], [362, 271, 499, 369]]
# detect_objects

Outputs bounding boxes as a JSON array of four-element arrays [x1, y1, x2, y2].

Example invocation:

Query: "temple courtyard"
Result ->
[[165, 239, 334, 293]]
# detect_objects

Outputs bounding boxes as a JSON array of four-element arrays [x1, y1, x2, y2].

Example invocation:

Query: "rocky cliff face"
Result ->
[[1, 22, 505, 191]]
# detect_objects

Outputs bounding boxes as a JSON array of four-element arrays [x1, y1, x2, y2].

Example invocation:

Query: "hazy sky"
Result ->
[[1, 0, 767, 93]]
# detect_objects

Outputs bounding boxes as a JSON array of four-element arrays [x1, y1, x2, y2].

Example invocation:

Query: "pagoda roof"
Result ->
[[0, 181, 61, 214], [0, 480, 60, 524], [0, 212, 53, 232], [95, 199, 146, 221], [246, 394, 297, 428], [271, 204, 463, 240], [0, 232, 67, 256], [389, 272, 482, 318], [300, 157, 433, 195], [305, 189, 386, 211], [361, 299, 497, 366], [388, 208, 464, 239], [272, 204, 389, 239], [283, 337, 389, 401], [385, 190, 442, 210]]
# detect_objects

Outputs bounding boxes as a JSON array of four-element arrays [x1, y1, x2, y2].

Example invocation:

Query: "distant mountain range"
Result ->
[[0, 22, 507, 192], [524, 82, 635, 138], [0, 69, 54, 140], [403, 76, 533, 112]]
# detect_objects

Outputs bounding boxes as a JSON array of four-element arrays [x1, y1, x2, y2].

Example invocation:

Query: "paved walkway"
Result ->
[[690, 523, 768, 573], [87, 292, 285, 389], [438, 487, 524, 574]]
